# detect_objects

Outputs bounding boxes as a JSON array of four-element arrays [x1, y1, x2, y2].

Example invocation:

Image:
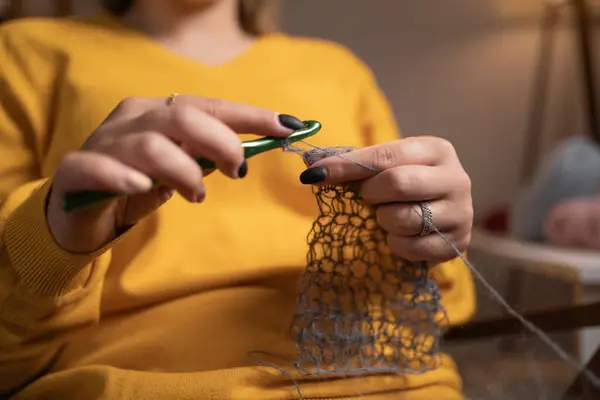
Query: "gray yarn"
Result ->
[[289, 147, 446, 376], [250, 143, 600, 399]]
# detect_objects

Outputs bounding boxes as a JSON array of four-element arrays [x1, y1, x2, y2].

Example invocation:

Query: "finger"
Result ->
[[118, 186, 175, 227], [180, 142, 217, 177], [376, 200, 460, 237], [53, 151, 154, 195], [169, 105, 246, 178], [106, 97, 155, 122], [301, 137, 456, 186], [360, 166, 456, 204], [156, 95, 303, 137], [48, 152, 155, 253], [99, 131, 205, 202], [387, 231, 468, 264], [138, 105, 247, 178], [82, 98, 155, 146]]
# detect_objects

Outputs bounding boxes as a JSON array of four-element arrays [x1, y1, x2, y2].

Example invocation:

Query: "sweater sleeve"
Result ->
[[0, 22, 114, 393], [354, 58, 476, 326]]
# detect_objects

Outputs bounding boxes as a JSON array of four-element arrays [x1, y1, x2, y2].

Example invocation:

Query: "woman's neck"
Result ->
[[124, 0, 254, 66]]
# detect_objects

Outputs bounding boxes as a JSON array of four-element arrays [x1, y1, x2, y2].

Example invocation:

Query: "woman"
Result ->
[[0, 0, 475, 398]]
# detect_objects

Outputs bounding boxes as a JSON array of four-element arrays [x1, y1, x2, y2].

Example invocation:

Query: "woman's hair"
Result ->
[[100, 0, 278, 35]]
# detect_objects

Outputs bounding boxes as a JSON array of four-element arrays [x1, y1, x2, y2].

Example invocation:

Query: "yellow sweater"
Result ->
[[0, 13, 475, 400]]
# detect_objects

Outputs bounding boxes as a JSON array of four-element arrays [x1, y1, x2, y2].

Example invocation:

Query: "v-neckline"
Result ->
[[91, 11, 275, 72]]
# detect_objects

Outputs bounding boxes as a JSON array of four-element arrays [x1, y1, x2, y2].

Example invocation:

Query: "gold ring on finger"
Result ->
[[166, 93, 178, 107]]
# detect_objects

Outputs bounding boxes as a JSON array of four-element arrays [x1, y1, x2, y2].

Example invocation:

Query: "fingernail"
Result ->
[[160, 188, 175, 204], [278, 114, 305, 130], [237, 159, 248, 179], [193, 191, 205, 203], [126, 171, 153, 192], [299, 167, 327, 184]]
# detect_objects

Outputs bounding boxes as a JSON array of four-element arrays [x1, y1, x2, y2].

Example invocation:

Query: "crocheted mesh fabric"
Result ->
[[288, 147, 447, 376]]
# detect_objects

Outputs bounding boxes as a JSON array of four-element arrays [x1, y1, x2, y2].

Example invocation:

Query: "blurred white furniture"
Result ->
[[470, 226, 600, 364]]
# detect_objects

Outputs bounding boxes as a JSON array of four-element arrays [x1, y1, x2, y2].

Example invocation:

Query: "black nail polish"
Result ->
[[300, 167, 327, 184], [238, 159, 248, 178], [278, 114, 305, 130]]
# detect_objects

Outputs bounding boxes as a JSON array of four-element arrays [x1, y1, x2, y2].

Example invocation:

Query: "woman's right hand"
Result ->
[[47, 95, 304, 254]]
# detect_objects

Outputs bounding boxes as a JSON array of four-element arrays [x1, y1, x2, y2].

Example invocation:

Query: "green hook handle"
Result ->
[[60, 120, 321, 212]]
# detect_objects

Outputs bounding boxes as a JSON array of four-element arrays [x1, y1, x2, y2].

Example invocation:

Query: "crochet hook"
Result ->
[[61, 120, 322, 212]]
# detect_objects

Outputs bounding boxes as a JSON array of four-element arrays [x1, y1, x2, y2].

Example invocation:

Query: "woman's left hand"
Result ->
[[299, 137, 473, 263]]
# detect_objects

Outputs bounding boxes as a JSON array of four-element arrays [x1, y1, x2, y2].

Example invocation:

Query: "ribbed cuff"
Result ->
[[3, 180, 112, 297]]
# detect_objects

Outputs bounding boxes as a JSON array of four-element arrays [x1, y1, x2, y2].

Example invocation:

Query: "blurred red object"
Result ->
[[480, 206, 509, 233]]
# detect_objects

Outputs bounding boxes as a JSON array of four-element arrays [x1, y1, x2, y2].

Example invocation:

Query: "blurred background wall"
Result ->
[[2, 0, 593, 218], [282, 0, 588, 219]]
